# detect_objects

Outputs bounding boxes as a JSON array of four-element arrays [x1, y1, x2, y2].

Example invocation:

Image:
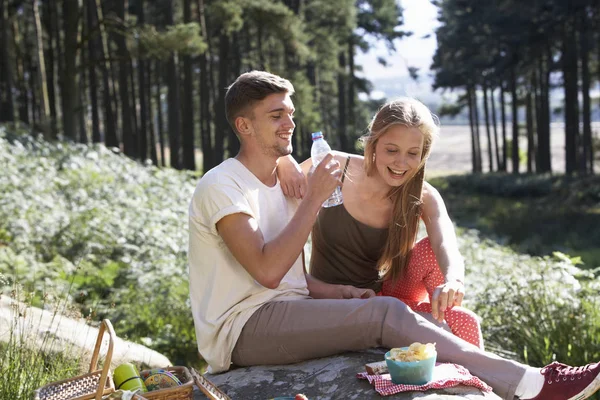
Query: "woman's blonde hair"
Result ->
[[360, 98, 439, 282]]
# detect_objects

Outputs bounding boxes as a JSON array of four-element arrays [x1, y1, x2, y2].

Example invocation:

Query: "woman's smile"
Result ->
[[388, 167, 408, 178]]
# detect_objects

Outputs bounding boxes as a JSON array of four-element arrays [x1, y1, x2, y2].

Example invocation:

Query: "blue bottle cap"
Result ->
[[311, 131, 323, 141]]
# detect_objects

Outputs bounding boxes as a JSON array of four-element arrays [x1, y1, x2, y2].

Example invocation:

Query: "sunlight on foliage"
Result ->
[[0, 285, 84, 400], [459, 229, 600, 367], [135, 23, 207, 59], [0, 125, 198, 365]]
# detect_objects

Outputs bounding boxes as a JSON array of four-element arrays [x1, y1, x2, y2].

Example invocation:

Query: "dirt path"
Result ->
[[426, 123, 599, 176]]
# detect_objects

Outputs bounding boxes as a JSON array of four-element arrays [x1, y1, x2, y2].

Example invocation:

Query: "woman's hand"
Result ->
[[277, 155, 307, 199], [431, 280, 464, 323]]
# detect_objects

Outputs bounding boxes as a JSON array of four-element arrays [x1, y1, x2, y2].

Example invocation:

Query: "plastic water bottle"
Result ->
[[310, 131, 343, 208]]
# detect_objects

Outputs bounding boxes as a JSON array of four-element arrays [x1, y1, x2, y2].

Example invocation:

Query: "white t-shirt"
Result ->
[[188, 158, 310, 373]]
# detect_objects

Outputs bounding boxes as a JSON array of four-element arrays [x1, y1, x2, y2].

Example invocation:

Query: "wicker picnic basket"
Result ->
[[140, 366, 194, 400], [34, 319, 117, 400]]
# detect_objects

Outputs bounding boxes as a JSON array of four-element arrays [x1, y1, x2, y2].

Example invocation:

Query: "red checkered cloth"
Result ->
[[357, 363, 493, 396]]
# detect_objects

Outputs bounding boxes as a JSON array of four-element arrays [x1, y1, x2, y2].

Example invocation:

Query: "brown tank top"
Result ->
[[309, 157, 388, 292]]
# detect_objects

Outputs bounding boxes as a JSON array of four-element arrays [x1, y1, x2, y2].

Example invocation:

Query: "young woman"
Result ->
[[279, 98, 483, 348]]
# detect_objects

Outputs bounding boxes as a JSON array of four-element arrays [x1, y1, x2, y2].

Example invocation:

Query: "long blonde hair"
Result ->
[[361, 98, 439, 282]]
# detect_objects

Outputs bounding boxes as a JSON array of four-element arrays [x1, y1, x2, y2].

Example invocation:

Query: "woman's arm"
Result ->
[[421, 181, 465, 282], [421, 181, 465, 322]]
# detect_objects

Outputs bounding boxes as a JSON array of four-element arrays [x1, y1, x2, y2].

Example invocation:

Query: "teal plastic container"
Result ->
[[384, 348, 437, 385]]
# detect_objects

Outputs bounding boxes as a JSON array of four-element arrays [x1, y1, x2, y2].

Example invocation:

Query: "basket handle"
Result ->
[[190, 368, 232, 400], [89, 319, 116, 400]]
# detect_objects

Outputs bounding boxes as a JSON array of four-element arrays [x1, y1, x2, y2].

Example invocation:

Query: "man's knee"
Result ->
[[369, 296, 412, 319]]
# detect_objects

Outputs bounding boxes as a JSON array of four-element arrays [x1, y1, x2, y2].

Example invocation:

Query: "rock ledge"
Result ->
[[197, 349, 501, 400]]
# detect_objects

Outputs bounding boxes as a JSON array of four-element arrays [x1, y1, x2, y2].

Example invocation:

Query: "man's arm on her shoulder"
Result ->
[[305, 274, 376, 299]]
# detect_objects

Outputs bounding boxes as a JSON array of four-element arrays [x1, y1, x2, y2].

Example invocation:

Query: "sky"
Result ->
[[355, 0, 440, 100]]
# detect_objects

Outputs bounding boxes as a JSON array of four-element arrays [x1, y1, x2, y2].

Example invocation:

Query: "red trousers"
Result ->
[[381, 237, 484, 349]]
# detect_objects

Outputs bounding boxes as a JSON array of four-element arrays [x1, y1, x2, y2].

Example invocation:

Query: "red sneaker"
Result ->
[[528, 361, 600, 400]]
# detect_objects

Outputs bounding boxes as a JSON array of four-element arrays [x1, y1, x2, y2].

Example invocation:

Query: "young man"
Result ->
[[189, 70, 600, 400]]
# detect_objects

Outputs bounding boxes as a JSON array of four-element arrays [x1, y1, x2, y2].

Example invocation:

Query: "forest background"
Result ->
[[1, 0, 600, 399]]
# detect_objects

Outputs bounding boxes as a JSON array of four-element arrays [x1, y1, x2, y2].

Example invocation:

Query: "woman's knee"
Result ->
[[410, 237, 440, 271], [451, 306, 482, 325]]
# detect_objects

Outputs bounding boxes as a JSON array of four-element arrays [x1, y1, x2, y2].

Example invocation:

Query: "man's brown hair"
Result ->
[[225, 71, 295, 134]]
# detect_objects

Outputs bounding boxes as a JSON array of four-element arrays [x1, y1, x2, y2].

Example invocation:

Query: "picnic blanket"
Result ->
[[357, 363, 493, 396]]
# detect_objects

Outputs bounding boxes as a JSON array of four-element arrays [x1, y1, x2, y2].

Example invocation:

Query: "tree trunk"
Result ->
[[226, 34, 240, 158], [166, 52, 182, 169], [147, 59, 158, 166], [472, 86, 482, 172], [500, 84, 507, 171], [114, 0, 137, 158], [45, 0, 59, 137], [467, 86, 478, 173], [337, 50, 348, 152], [13, 16, 29, 124], [61, 0, 80, 140], [482, 84, 494, 172], [510, 67, 519, 174], [78, 32, 88, 144], [32, 0, 50, 137], [490, 86, 501, 171], [534, 60, 542, 173], [27, 42, 38, 125], [181, 0, 196, 170], [562, 19, 579, 175], [257, 25, 265, 70], [92, 0, 117, 147], [0, 0, 15, 122], [580, 12, 592, 175], [213, 33, 230, 164], [197, 0, 213, 172], [536, 50, 552, 173], [129, 61, 139, 146], [304, 61, 318, 161], [78, 70, 88, 143], [154, 60, 166, 167], [468, 85, 482, 173], [525, 85, 535, 173], [86, 0, 100, 143], [165, 2, 182, 169], [137, 0, 148, 160], [347, 37, 356, 138]]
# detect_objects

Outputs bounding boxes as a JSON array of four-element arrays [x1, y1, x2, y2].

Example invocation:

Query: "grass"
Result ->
[[430, 173, 600, 269], [0, 285, 85, 400]]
